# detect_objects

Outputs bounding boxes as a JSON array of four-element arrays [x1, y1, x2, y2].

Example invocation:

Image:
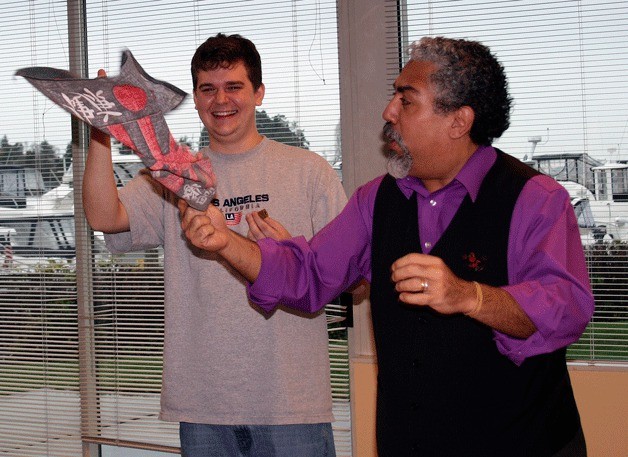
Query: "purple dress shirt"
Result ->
[[249, 146, 594, 365]]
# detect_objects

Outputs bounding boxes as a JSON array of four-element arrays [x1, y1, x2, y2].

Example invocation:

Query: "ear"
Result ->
[[192, 90, 199, 111], [449, 106, 474, 139], [255, 83, 266, 106]]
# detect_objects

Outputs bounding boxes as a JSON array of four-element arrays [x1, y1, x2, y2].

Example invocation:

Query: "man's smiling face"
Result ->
[[193, 60, 265, 153]]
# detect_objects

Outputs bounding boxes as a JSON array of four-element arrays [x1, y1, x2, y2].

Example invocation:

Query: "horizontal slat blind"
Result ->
[[0, 0, 348, 455], [87, 1, 350, 455], [84, 0, 347, 453], [85, 0, 340, 163], [399, 0, 628, 362], [0, 1, 82, 456]]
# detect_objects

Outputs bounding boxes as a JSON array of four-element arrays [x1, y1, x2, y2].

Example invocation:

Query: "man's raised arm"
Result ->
[[82, 69, 130, 234], [178, 200, 262, 283]]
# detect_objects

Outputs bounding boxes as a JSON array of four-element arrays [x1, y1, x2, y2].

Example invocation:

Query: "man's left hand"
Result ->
[[391, 253, 476, 315]]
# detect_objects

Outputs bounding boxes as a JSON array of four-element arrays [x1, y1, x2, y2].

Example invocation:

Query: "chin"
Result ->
[[386, 156, 412, 179]]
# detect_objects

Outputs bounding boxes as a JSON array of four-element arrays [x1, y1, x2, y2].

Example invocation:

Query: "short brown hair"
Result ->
[[191, 33, 262, 91]]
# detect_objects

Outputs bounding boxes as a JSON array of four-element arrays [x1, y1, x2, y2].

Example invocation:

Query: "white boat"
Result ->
[[0, 165, 46, 208], [526, 152, 628, 242], [590, 162, 628, 240], [0, 152, 144, 270]]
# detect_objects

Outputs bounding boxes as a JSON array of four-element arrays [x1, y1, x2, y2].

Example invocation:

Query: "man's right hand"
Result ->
[[178, 200, 263, 282], [178, 200, 230, 252], [89, 69, 111, 145]]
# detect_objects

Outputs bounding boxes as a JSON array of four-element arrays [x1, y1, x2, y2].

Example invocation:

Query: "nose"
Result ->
[[382, 97, 398, 123], [215, 89, 228, 104]]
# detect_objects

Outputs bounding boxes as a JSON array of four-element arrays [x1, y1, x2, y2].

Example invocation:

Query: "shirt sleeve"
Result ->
[[248, 177, 381, 313], [104, 172, 167, 253], [495, 175, 595, 365], [309, 156, 348, 234]]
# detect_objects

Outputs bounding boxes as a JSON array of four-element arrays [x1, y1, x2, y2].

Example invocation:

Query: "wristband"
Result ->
[[465, 281, 483, 317]]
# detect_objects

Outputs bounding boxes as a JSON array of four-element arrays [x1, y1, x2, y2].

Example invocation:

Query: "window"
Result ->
[[0, 1, 348, 455], [398, 0, 628, 363]]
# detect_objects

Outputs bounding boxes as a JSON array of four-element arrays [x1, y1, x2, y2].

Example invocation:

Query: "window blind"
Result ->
[[0, 0, 349, 455], [397, 0, 628, 363], [0, 1, 81, 456]]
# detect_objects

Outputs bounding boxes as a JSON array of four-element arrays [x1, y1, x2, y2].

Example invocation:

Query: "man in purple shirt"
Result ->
[[180, 37, 594, 457]]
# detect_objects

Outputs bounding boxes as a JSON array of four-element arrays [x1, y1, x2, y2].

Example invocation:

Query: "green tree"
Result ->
[[64, 142, 73, 170], [179, 136, 193, 149], [23, 140, 65, 188], [0, 135, 24, 165], [256, 110, 309, 149], [333, 122, 342, 164]]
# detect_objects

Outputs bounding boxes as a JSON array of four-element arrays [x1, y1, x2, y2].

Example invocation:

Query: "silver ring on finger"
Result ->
[[421, 279, 429, 292]]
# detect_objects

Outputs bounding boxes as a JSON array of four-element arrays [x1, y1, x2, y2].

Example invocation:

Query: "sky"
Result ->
[[1, 0, 627, 164], [405, 0, 628, 161], [2, 0, 341, 160]]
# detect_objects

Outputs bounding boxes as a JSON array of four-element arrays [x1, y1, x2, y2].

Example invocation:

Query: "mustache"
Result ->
[[382, 122, 402, 144]]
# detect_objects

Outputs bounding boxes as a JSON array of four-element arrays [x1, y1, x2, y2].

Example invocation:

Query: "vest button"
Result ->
[[410, 401, 419, 410], [411, 359, 421, 368]]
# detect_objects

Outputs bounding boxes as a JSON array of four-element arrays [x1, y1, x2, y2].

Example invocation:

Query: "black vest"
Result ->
[[370, 151, 581, 457]]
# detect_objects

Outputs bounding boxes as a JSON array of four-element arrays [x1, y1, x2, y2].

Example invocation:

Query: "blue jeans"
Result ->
[[179, 422, 337, 457]]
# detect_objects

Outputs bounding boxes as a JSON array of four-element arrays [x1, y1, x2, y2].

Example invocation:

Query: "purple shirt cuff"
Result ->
[[248, 236, 325, 314]]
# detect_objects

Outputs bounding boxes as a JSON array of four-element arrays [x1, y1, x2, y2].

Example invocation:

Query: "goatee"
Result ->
[[383, 123, 413, 179]]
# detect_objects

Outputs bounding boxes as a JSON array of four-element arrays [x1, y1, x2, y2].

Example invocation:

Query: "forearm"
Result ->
[[82, 128, 129, 233], [179, 201, 262, 282], [463, 281, 536, 339], [494, 177, 594, 361], [220, 229, 262, 283]]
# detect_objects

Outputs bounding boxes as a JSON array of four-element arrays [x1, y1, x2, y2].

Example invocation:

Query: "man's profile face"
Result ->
[[382, 60, 455, 181], [193, 61, 265, 153]]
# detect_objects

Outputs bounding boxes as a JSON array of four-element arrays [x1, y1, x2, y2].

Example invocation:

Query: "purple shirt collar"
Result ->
[[396, 145, 497, 199]]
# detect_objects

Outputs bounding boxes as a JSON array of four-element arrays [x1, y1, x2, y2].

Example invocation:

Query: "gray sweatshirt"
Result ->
[[105, 137, 348, 425]]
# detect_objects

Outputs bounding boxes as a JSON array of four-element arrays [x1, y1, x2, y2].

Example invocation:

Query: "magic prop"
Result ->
[[15, 50, 216, 210]]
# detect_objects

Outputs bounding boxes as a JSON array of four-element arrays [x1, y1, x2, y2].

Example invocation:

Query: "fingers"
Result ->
[[395, 277, 432, 306], [391, 252, 431, 273], [391, 253, 433, 284], [262, 217, 291, 240], [391, 253, 474, 315], [178, 201, 219, 250], [246, 211, 264, 240], [246, 209, 291, 241], [391, 253, 449, 308], [391, 254, 430, 304], [88, 69, 111, 142], [177, 199, 189, 215], [179, 200, 208, 228]]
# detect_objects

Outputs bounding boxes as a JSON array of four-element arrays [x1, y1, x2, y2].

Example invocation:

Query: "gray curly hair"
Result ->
[[408, 37, 512, 145]]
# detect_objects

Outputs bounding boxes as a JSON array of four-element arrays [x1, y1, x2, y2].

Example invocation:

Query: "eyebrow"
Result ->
[[197, 80, 245, 89], [393, 84, 418, 94]]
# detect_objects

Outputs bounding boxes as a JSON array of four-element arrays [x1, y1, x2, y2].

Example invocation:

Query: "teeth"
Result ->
[[213, 110, 237, 116]]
